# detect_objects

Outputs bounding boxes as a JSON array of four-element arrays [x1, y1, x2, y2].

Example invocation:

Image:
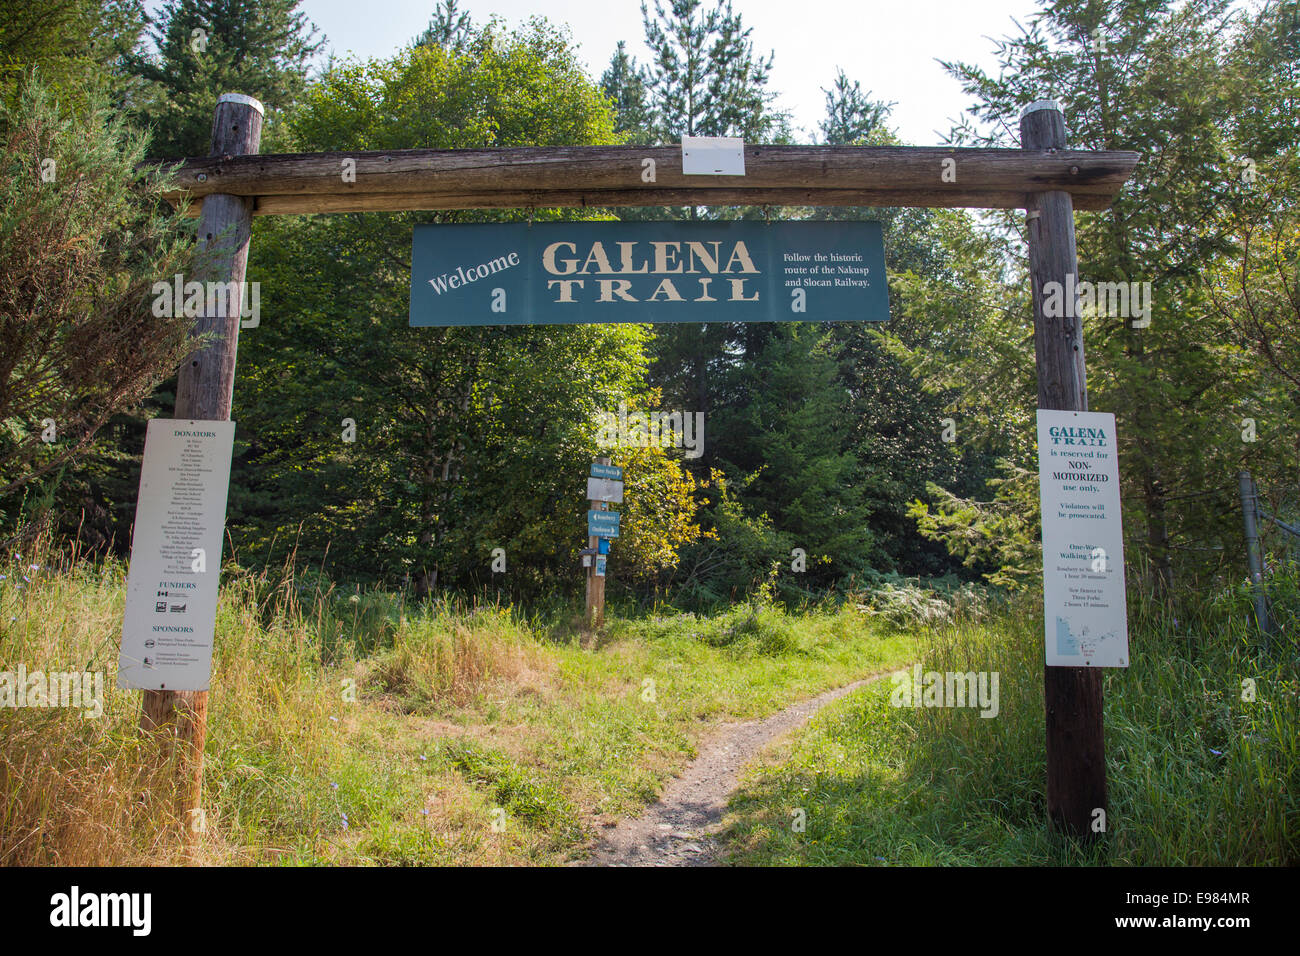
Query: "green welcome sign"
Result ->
[[409, 221, 889, 326]]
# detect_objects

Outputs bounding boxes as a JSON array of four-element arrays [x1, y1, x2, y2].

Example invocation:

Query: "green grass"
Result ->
[[10, 546, 1288, 867], [0, 552, 914, 865], [717, 594, 1299, 866]]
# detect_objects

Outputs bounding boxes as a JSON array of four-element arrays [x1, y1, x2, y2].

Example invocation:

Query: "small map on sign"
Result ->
[[1055, 617, 1119, 662]]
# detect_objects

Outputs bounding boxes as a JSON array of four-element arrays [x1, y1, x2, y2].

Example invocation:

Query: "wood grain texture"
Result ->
[[148, 144, 1141, 214], [235, 186, 1120, 216], [141, 95, 263, 833], [1022, 104, 1108, 843]]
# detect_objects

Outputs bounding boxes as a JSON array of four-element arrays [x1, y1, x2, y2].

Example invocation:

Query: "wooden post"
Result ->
[[585, 457, 609, 628], [140, 93, 263, 833], [1238, 471, 1272, 643], [1021, 100, 1107, 840]]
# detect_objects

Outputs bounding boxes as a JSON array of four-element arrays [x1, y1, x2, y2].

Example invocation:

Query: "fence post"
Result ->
[[1238, 470, 1272, 645]]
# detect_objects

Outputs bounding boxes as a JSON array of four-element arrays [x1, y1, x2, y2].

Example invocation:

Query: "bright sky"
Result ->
[[286, 0, 1049, 144]]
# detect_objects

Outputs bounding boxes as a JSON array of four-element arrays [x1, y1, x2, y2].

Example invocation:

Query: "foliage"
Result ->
[[0, 0, 144, 111], [819, 68, 893, 145], [227, 18, 703, 597], [670, 469, 791, 606], [854, 577, 992, 630], [908, 463, 1042, 590], [600, 41, 654, 145], [639, 0, 786, 142], [607, 441, 706, 585], [125, 0, 322, 158], [0, 76, 195, 531], [937, 0, 1296, 599], [414, 0, 474, 52], [708, 324, 879, 584], [723, 585, 1300, 866]]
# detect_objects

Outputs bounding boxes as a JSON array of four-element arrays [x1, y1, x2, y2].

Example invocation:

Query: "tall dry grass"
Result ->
[[0, 542, 543, 865]]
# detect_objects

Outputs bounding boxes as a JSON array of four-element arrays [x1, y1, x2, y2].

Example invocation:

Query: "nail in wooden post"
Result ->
[[1021, 99, 1107, 840], [140, 92, 264, 834]]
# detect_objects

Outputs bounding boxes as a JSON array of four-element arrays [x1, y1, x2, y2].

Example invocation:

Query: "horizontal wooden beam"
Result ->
[[149, 145, 1140, 215], [243, 186, 1118, 215]]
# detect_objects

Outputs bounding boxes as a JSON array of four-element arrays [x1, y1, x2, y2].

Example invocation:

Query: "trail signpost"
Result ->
[[139, 93, 1137, 840], [585, 458, 621, 627]]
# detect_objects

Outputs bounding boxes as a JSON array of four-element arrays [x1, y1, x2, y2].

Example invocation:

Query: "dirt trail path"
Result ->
[[585, 673, 886, 867]]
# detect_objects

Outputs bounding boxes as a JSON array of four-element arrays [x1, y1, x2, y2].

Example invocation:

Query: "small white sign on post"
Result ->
[[681, 136, 746, 176], [586, 475, 624, 503], [1037, 409, 1129, 668], [118, 419, 236, 691]]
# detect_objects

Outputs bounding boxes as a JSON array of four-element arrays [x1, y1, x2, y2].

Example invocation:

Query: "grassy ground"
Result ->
[[0, 553, 914, 865], [717, 593, 1299, 866]]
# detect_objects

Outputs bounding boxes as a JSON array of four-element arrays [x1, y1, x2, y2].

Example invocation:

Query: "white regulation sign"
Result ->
[[1036, 410, 1129, 668], [118, 419, 236, 691], [586, 476, 624, 503]]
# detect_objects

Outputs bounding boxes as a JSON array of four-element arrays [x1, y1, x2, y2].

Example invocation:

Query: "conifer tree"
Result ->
[[600, 40, 653, 144], [414, 0, 473, 52], [935, 0, 1270, 593], [636, 0, 786, 459], [126, 0, 321, 158], [640, 0, 783, 142], [0, 0, 145, 111], [819, 68, 893, 145]]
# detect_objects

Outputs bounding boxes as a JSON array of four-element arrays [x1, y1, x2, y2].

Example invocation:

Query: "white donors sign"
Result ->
[[118, 419, 236, 690]]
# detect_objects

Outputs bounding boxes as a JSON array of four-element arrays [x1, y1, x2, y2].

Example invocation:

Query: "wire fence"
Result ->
[[1239, 471, 1299, 648]]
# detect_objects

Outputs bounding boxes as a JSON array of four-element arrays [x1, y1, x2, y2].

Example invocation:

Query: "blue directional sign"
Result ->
[[591, 462, 623, 481], [410, 221, 890, 327], [588, 510, 620, 538]]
